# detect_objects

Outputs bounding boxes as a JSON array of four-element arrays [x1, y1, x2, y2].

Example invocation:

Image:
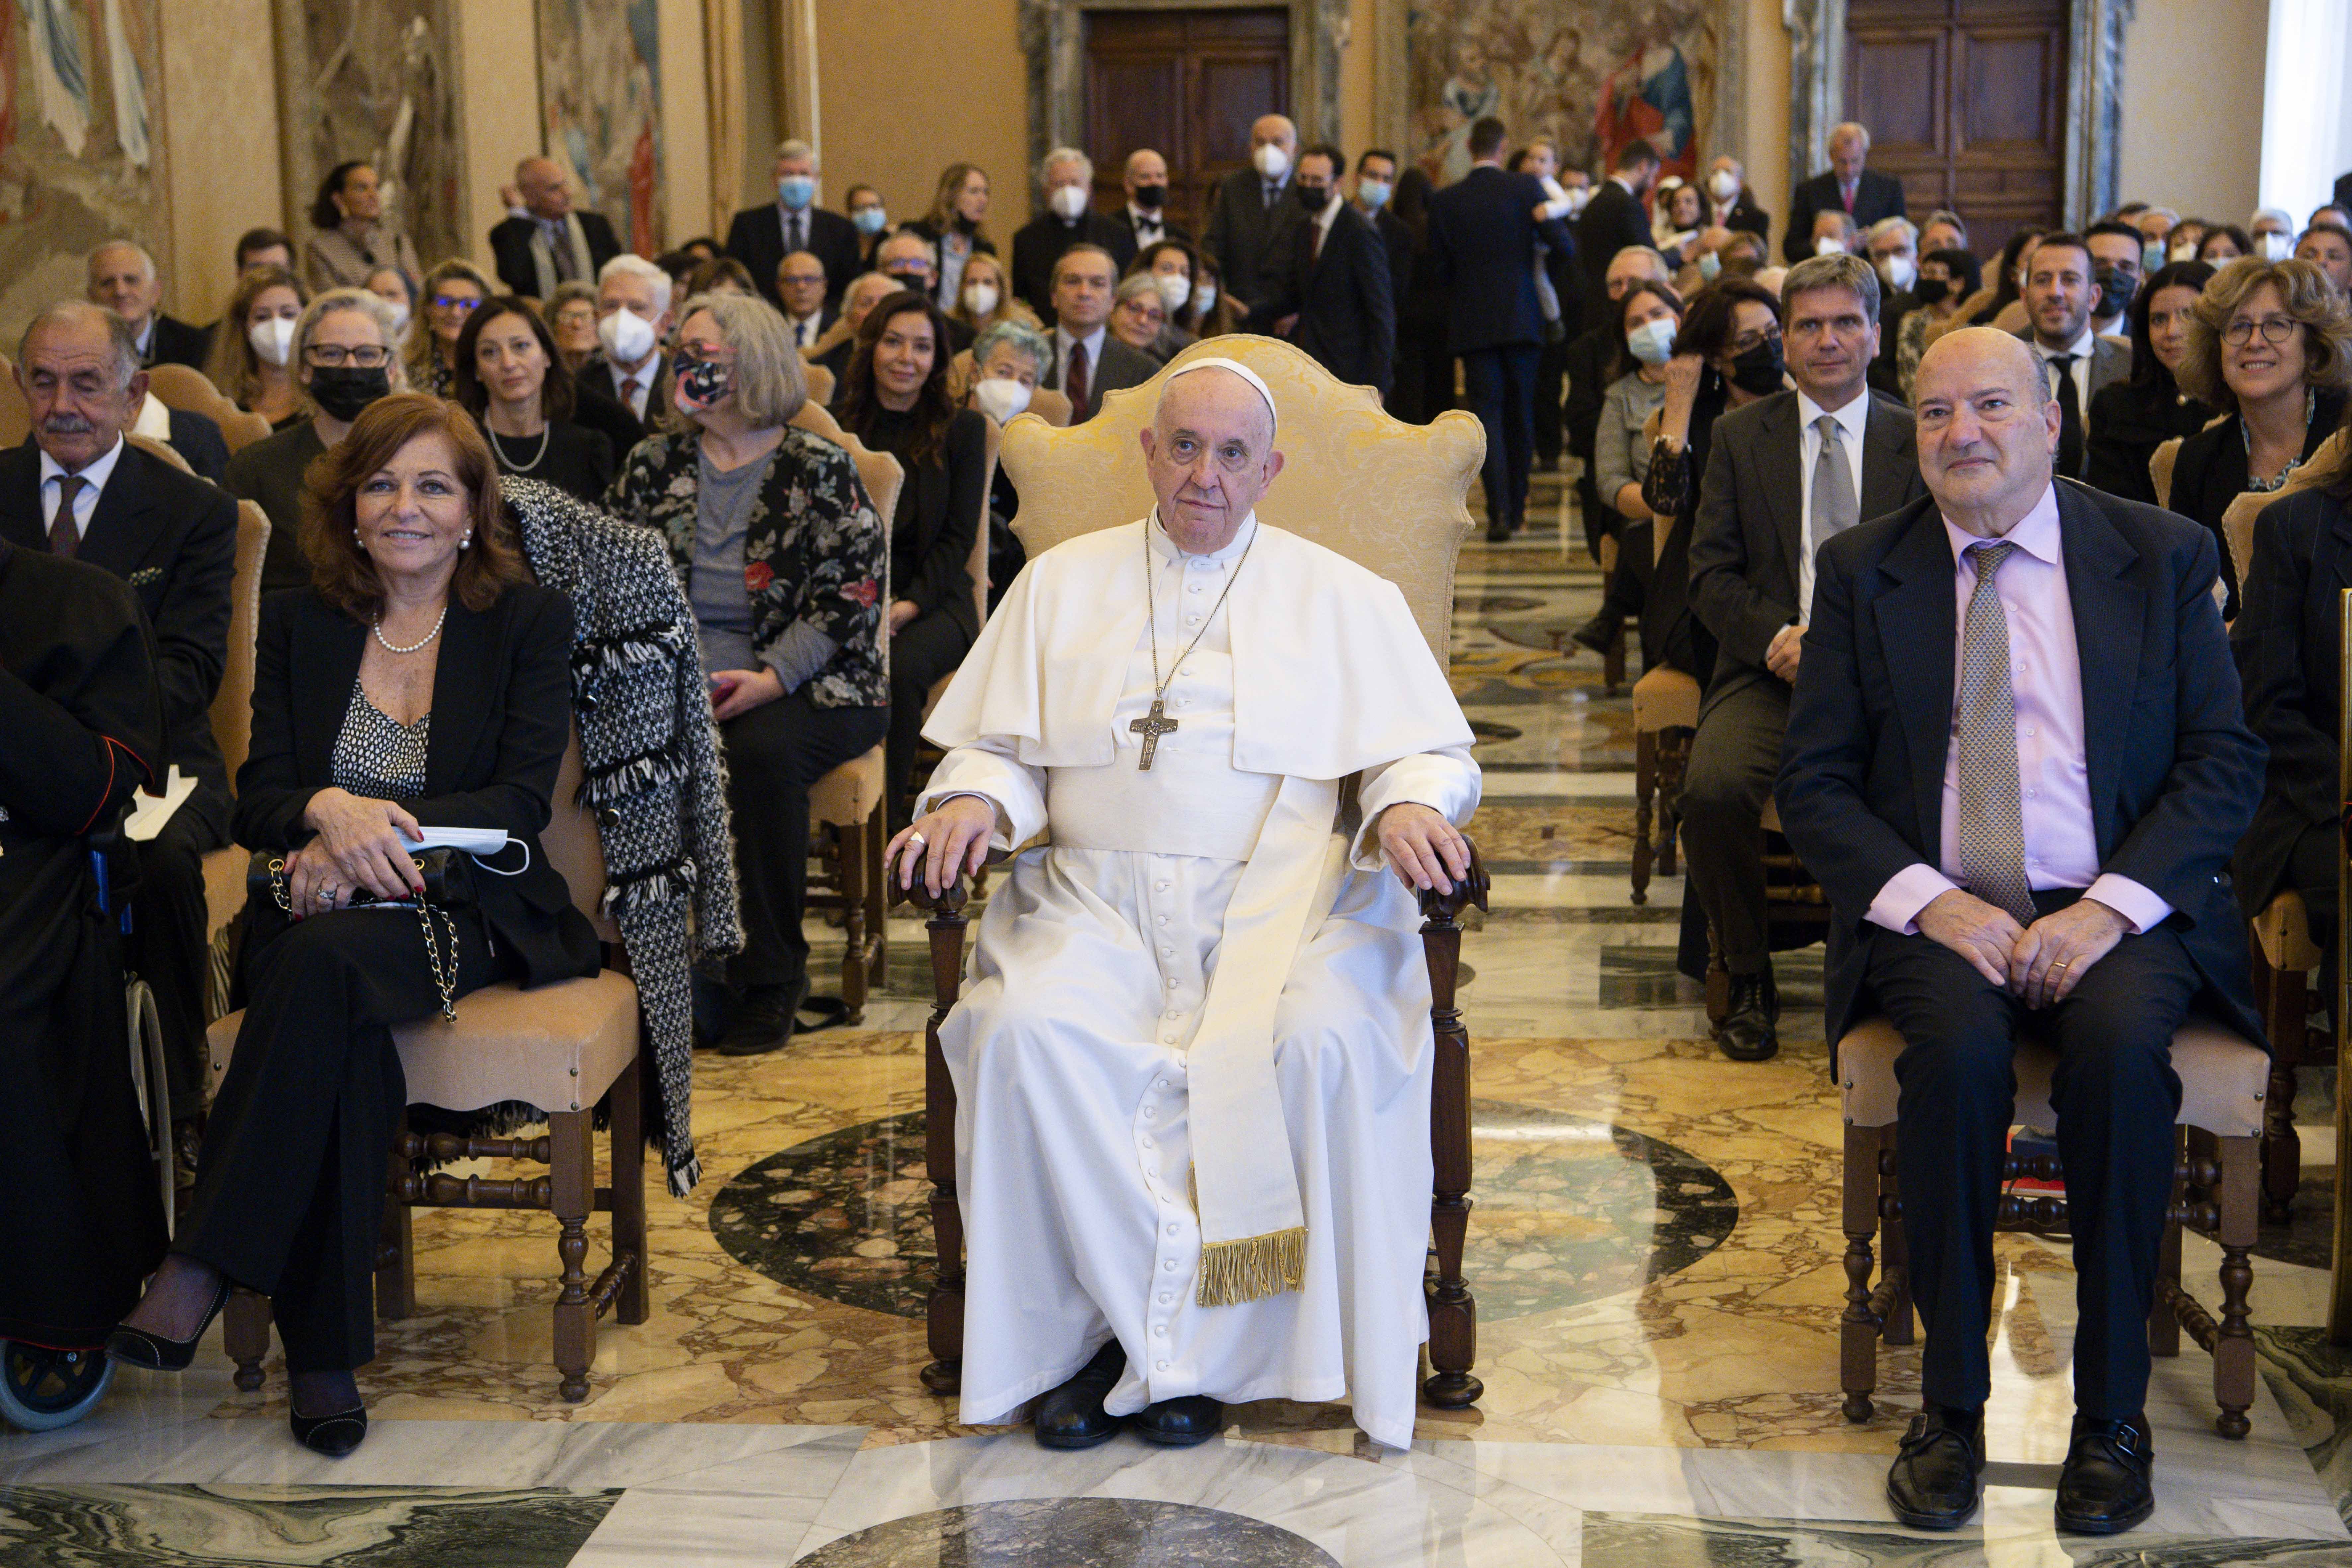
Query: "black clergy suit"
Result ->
[[146, 313, 212, 371], [0, 440, 236, 1119], [1775, 480, 2265, 1420], [1009, 210, 1132, 322], [1679, 390, 1925, 983], [1575, 177, 1653, 307]]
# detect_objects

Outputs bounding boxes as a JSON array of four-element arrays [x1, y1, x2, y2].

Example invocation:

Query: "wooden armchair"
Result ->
[[900, 335, 1498, 1411]]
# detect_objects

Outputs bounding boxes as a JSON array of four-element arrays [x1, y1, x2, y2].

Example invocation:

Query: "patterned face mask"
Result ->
[[673, 356, 734, 415]]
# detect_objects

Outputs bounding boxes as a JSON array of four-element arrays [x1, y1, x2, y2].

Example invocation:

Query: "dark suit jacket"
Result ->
[[1784, 169, 1908, 262], [573, 353, 673, 456], [1201, 168, 1306, 312], [234, 583, 600, 987], [162, 409, 230, 486], [1710, 193, 1772, 247], [727, 204, 863, 310], [1249, 203, 1396, 396], [0, 440, 236, 829], [1009, 211, 1132, 321], [1047, 333, 1158, 424], [146, 314, 212, 372], [2170, 386, 2346, 618], [487, 210, 622, 298], [1575, 179, 1654, 305], [2229, 487, 2350, 921], [1427, 165, 1577, 355], [1371, 207, 1416, 309], [1774, 481, 2267, 1050], [1104, 209, 1192, 275], [1687, 389, 1926, 717]]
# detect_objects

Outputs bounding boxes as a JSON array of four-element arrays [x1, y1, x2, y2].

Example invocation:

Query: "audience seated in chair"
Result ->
[[203, 265, 311, 431], [451, 295, 616, 504], [2084, 260, 2217, 505]]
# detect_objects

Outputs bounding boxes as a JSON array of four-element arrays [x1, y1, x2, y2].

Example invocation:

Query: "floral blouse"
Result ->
[[603, 427, 888, 709]]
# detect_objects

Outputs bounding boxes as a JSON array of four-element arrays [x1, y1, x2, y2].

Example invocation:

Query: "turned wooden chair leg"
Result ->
[[2213, 1131, 2259, 1439], [549, 1108, 595, 1402], [863, 800, 889, 990], [1841, 1122, 1883, 1422], [2259, 948, 2305, 1224], [1421, 859, 1484, 1409], [1631, 728, 1656, 905], [1879, 1126, 1913, 1346], [1656, 731, 1686, 879], [915, 882, 971, 1396], [612, 1053, 650, 1326], [223, 1288, 271, 1393]]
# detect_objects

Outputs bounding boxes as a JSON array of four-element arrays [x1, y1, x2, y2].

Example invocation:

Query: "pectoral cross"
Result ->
[[1130, 700, 1178, 769]]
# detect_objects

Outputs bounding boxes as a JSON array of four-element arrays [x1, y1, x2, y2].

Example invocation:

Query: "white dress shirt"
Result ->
[[1128, 204, 1167, 247], [1306, 192, 1343, 258], [786, 311, 824, 349], [2031, 326, 2097, 419], [40, 436, 125, 544], [1794, 388, 1871, 625], [1052, 324, 1108, 393]]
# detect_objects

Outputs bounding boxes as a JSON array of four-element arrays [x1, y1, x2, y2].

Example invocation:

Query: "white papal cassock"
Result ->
[[917, 509, 1479, 1450]]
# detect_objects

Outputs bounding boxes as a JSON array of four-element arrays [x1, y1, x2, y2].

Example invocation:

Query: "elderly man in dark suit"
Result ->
[[1577, 141, 1660, 309], [1010, 148, 1131, 321], [87, 241, 209, 370], [1776, 325, 2265, 1538], [1248, 145, 1395, 397], [1428, 116, 1577, 540], [1683, 254, 1928, 1061], [489, 156, 622, 299], [725, 138, 864, 310], [2015, 232, 2131, 481], [1784, 122, 1908, 264], [1201, 114, 1307, 315], [2, 302, 236, 1128]]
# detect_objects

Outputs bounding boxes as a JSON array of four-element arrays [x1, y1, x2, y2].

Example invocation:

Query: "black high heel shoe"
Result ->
[[103, 1270, 234, 1373], [289, 1404, 369, 1458]]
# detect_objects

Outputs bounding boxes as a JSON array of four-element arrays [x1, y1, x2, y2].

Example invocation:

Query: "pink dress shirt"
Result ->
[[1866, 485, 2173, 936]]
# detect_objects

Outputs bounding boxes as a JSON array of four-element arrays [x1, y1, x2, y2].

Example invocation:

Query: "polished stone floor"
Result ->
[[8, 478, 2352, 1563]]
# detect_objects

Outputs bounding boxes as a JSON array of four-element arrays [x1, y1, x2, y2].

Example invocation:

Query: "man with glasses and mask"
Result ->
[[1, 300, 237, 1144]]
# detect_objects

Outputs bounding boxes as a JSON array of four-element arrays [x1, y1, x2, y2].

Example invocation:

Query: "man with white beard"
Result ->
[[890, 359, 1479, 1450]]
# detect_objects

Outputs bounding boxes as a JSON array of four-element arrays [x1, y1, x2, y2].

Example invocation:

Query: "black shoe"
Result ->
[[717, 979, 807, 1056], [1485, 523, 1510, 543], [290, 1404, 369, 1458], [1134, 1395, 1224, 1446], [104, 1269, 234, 1373], [1885, 1404, 1984, 1530], [2054, 1413, 2155, 1535], [1570, 612, 1622, 657], [1035, 1342, 1125, 1449], [1714, 970, 1779, 1062]]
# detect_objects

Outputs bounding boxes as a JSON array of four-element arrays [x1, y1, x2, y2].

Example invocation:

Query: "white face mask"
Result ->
[[2257, 231, 2293, 261], [962, 282, 1000, 318], [597, 306, 657, 366], [1815, 235, 1848, 257], [1253, 143, 1290, 181], [1153, 273, 1191, 312], [1194, 282, 1217, 313], [1626, 316, 1677, 365], [1050, 184, 1091, 221], [1357, 178, 1392, 210], [1878, 253, 1917, 291], [972, 375, 1032, 423], [2169, 240, 2197, 263], [382, 301, 411, 337], [1708, 170, 1740, 204], [248, 315, 297, 367]]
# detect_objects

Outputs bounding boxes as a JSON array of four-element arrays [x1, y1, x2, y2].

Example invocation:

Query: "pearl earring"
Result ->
[[460, 532, 472, 549]]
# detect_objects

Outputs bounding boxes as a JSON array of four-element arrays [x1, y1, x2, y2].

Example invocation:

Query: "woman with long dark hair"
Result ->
[[452, 296, 617, 502], [2085, 260, 2217, 504]]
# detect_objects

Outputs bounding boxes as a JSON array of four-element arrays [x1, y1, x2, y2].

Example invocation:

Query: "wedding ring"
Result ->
[[2053, 958, 2072, 971], [908, 832, 928, 851]]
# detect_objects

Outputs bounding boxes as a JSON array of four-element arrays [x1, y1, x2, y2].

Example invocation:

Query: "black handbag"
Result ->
[[248, 846, 476, 1019]]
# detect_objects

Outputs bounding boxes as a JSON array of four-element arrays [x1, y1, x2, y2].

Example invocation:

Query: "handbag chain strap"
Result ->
[[266, 856, 459, 1021]]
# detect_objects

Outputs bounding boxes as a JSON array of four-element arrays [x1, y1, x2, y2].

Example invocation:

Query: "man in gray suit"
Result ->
[[2015, 232, 2130, 482], [1201, 114, 1307, 315], [1683, 253, 1930, 1060], [1043, 245, 1158, 423]]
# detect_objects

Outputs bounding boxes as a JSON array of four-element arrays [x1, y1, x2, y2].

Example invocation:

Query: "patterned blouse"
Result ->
[[602, 427, 889, 709], [331, 679, 429, 799]]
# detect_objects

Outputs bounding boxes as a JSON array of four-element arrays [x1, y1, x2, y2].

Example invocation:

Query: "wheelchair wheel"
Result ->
[[0, 1340, 114, 1431], [126, 977, 176, 1240]]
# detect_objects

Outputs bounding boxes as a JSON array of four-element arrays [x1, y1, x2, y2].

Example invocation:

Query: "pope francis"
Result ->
[[887, 359, 1480, 1451]]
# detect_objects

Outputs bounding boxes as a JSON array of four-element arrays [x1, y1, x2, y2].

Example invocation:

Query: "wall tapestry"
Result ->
[[537, 0, 663, 255]]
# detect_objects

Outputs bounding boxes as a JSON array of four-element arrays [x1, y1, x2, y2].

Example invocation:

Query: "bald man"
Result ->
[[1776, 328, 2264, 1536], [1201, 114, 1307, 313], [489, 155, 621, 297]]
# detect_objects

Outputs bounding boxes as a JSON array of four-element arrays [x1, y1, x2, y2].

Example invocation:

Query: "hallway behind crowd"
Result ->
[[12, 6, 2352, 1560]]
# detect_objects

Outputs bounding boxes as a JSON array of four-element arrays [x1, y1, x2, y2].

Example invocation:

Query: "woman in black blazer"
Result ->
[[833, 290, 987, 821], [106, 395, 597, 1457], [2085, 260, 2216, 505]]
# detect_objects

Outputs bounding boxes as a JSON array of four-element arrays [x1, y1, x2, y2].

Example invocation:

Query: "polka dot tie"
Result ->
[[1955, 540, 2037, 925]]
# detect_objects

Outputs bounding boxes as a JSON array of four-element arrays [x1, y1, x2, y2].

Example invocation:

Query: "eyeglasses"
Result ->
[[432, 295, 483, 313], [2223, 316, 2299, 348], [1729, 326, 1783, 355], [1118, 300, 1165, 326], [304, 344, 391, 368]]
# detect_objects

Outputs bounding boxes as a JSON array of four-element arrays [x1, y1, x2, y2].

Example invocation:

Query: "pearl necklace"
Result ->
[[373, 606, 447, 655]]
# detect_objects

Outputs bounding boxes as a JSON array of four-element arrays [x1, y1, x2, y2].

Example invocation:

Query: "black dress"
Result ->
[[2085, 377, 2213, 507], [0, 541, 168, 1347], [486, 419, 615, 506], [177, 583, 598, 1373]]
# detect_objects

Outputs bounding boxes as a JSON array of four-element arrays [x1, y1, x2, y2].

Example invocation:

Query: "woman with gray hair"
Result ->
[[602, 292, 888, 1055], [225, 286, 409, 593]]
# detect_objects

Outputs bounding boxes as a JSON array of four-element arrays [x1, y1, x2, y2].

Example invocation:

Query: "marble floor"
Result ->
[[8, 476, 2352, 1565]]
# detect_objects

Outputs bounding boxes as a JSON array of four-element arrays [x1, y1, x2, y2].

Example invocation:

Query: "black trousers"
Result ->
[[179, 902, 509, 1372], [887, 608, 973, 825], [1869, 889, 2196, 1418], [132, 797, 228, 1121], [721, 690, 889, 991], [1460, 345, 1542, 531], [1679, 678, 1790, 976]]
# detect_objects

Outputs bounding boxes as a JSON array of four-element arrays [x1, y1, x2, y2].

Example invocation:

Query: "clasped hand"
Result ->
[[287, 787, 426, 915], [1915, 888, 2129, 1008]]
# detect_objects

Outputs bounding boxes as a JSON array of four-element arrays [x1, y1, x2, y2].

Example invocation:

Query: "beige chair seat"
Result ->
[[810, 744, 885, 828], [1838, 1013, 2268, 1137], [1631, 665, 1700, 730]]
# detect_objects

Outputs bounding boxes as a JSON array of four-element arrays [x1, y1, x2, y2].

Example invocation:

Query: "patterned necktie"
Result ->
[[1065, 339, 1090, 420], [1954, 540, 2037, 924], [2048, 354, 2084, 477], [47, 474, 85, 558], [546, 219, 576, 283], [786, 212, 803, 254], [1810, 414, 1858, 568]]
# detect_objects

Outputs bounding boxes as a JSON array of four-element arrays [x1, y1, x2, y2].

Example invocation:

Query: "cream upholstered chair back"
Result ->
[[210, 501, 272, 782], [997, 334, 1482, 662], [127, 432, 192, 473], [146, 363, 273, 452], [802, 361, 836, 409]]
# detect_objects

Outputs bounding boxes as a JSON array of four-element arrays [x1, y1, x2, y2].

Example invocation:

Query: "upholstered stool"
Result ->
[[1630, 665, 1698, 903], [1837, 1014, 2268, 1438], [807, 745, 887, 1020]]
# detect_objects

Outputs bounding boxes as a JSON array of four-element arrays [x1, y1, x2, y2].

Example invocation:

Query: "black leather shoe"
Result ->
[[716, 979, 807, 1056], [1886, 1405, 1984, 1530], [1135, 1395, 1224, 1446], [1569, 612, 1622, 657], [104, 1269, 234, 1373], [290, 1404, 368, 1458], [1485, 522, 1511, 543], [1714, 970, 1779, 1062], [2055, 1413, 2155, 1535], [1035, 1342, 1125, 1450]]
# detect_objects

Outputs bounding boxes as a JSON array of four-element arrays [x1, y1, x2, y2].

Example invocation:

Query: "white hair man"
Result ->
[[891, 359, 1480, 1452], [582, 254, 677, 444], [1010, 145, 1123, 319], [1786, 120, 1908, 263], [85, 241, 207, 370], [724, 136, 861, 310]]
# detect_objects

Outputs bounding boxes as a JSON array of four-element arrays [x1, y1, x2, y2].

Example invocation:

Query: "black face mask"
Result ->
[[1912, 276, 1950, 307], [2093, 266, 2135, 319], [1726, 338, 1785, 396], [310, 364, 391, 422], [1295, 181, 1330, 210], [1134, 183, 1167, 211]]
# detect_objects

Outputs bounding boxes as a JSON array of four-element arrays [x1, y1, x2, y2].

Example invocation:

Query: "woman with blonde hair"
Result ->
[[205, 265, 311, 428], [903, 162, 997, 308], [402, 258, 494, 397]]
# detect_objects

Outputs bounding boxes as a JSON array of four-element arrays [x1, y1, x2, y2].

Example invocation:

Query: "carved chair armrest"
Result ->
[[1416, 837, 1491, 924]]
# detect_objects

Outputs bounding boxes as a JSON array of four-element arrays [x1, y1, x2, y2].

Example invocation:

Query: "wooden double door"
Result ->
[[1845, 0, 2068, 255], [1083, 8, 1290, 236]]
